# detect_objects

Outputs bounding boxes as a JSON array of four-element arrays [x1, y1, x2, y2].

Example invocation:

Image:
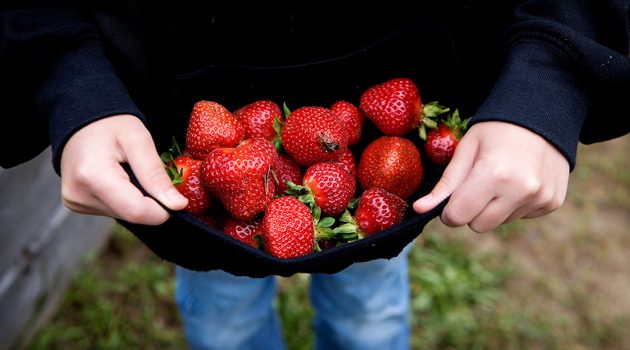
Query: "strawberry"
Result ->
[[233, 100, 284, 147], [273, 154, 303, 195], [162, 139, 212, 215], [423, 109, 470, 165], [357, 136, 423, 200], [167, 155, 212, 215], [297, 162, 356, 217], [355, 188, 408, 236], [330, 100, 364, 146], [359, 78, 449, 137], [201, 138, 278, 222], [222, 217, 261, 248], [185, 100, 246, 159], [331, 148, 357, 179], [262, 196, 315, 259], [281, 106, 348, 166]]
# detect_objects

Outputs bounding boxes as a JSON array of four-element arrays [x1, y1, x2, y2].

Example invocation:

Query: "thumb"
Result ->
[[124, 131, 189, 211], [413, 139, 477, 213]]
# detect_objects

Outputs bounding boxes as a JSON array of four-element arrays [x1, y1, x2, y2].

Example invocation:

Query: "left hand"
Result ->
[[413, 121, 570, 233]]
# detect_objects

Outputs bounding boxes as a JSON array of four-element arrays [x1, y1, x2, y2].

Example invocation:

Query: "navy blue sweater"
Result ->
[[1, 0, 629, 172]]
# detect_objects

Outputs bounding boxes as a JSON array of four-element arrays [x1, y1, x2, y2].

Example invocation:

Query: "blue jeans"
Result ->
[[175, 244, 412, 350]]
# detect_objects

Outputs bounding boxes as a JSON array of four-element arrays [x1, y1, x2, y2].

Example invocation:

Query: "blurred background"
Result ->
[[1, 136, 628, 350]]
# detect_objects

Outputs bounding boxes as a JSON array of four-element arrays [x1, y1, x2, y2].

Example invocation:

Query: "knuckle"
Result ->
[[442, 208, 466, 227], [60, 195, 81, 212], [522, 177, 543, 197], [72, 164, 97, 187], [436, 175, 452, 193], [490, 164, 512, 187], [468, 222, 487, 234], [122, 205, 148, 223], [537, 187, 555, 205], [546, 194, 565, 212], [60, 182, 84, 212], [143, 166, 171, 189]]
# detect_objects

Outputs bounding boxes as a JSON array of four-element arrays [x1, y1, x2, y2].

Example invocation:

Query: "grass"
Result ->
[[26, 227, 543, 350], [29, 137, 630, 349], [30, 227, 185, 350]]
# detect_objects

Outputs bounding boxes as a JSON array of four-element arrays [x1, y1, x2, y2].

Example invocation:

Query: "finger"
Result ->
[[122, 130, 188, 211], [413, 137, 479, 213], [439, 159, 497, 228], [468, 197, 518, 233], [89, 164, 172, 225]]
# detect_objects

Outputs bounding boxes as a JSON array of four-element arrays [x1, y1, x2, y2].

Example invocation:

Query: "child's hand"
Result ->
[[60, 114, 188, 225], [413, 121, 570, 232]]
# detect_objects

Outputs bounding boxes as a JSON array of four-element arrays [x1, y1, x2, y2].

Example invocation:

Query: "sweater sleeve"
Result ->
[[0, 5, 146, 174], [470, 0, 630, 170]]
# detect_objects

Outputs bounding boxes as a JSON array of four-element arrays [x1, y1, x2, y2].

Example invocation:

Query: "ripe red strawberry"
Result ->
[[424, 109, 470, 165], [330, 100, 364, 146], [331, 148, 357, 179], [301, 162, 356, 217], [360, 78, 422, 136], [166, 155, 212, 215], [201, 138, 278, 222], [360, 78, 449, 137], [358, 136, 423, 200], [185, 100, 246, 159], [233, 100, 284, 145], [281, 106, 348, 166], [273, 154, 303, 195], [223, 217, 261, 248], [355, 188, 408, 236], [262, 196, 315, 259], [162, 138, 213, 215]]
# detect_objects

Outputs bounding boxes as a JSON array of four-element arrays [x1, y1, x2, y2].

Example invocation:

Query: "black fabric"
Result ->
[[3, 1, 630, 171], [119, 133, 448, 277], [119, 199, 447, 278]]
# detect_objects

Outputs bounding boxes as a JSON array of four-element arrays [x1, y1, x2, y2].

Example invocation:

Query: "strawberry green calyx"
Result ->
[[272, 117, 284, 152], [314, 214, 337, 247], [301, 191, 337, 251], [423, 101, 451, 119], [419, 101, 450, 140], [160, 137, 186, 185], [282, 102, 292, 119], [284, 180, 313, 205], [442, 109, 471, 139], [162, 153, 185, 185], [331, 209, 363, 242], [264, 102, 287, 152]]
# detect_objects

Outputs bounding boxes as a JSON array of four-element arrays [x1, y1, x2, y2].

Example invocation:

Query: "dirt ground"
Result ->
[[424, 135, 630, 348]]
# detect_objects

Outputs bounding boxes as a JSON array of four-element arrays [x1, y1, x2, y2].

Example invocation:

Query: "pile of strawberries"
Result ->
[[161, 77, 469, 259]]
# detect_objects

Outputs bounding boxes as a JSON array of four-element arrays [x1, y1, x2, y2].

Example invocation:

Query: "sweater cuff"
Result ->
[[36, 41, 146, 175], [470, 39, 590, 170]]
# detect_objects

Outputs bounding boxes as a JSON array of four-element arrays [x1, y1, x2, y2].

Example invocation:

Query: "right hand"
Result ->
[[60, 114, 188, 225]]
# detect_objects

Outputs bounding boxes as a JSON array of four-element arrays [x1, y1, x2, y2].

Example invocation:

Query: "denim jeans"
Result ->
[[175, 244, 412, 350]]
